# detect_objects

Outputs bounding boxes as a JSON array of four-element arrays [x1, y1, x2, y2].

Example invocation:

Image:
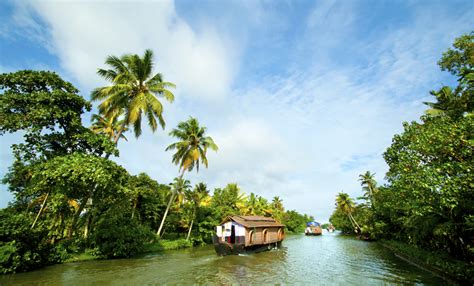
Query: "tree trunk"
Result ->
[[82, 197, 94, 239], [67, 196, 89, 239], [83, 213, 92, 239], [157, 171, 185, 237], [113, 124, 126, 145], [157, 190, 176, 236], [131, 199, 138, 219], [31, 191, 50, 229], [186, 219, 194, 241], [348, 212, 361, 232]]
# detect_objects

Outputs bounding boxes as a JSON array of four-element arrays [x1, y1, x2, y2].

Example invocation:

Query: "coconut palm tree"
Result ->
[[336, 192, 361, 232], [91, 49, 175, 144], [185, 182, 209, 240], [90, 111, 128, 144], [157, 117, 218, 236], [358, 171, 378, 208], [271, 196, 284, 212], [424, 86, 466, 120], [159, 177, 190, 237], [271, 196, 284, 222]]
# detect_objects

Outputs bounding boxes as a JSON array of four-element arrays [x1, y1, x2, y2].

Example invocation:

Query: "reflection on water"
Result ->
[[0, 231, 445, 285]]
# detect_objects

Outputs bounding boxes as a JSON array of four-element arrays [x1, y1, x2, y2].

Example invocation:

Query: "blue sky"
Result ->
[[1, 0, 473, 221]]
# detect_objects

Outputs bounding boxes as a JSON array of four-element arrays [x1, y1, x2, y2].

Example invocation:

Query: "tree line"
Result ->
[[0, 51, 312, 274], [330, 32, 473, 264]]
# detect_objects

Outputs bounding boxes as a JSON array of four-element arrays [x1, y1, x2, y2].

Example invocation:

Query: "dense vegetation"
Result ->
[[330, 32, 473, 277], [0, 52, 312, 274]]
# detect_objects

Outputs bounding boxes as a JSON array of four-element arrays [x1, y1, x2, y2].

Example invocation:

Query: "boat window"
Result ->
[[277, 228, 283, 240], [263, 229, 268, 243], [248, 230, 254, 244]]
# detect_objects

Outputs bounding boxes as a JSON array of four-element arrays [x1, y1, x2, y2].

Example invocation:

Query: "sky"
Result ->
[[0, 0, 473, 222]]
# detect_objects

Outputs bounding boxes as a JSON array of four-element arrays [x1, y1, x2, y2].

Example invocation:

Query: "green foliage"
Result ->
[[381, 115, 473, 259], [166, 117, 218, 173], [425, 31, 473, 119], [91, 208, 155, 258], [142, 239, 192, 252], [211, 184, 246, 220], [438, 32, 473, 77], [0, 70, 85, 133], [283, 210, 313, 233], [91, 49, 175, 138], [0, 70, 117, 161], [0, 208, 56, 274]]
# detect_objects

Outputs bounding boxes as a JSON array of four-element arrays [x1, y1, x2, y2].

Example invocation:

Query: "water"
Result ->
[[0, 231, 445, 285]]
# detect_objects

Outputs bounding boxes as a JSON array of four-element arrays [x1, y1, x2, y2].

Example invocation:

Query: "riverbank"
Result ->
[[378, 240, 473, 284], [65, 239, 193, 263]]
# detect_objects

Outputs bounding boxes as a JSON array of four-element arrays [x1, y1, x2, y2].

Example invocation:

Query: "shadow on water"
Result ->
[[0, 231, 446, 285]]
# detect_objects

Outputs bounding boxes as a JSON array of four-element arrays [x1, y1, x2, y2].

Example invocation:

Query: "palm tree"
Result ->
[[244, 193, 258, 215], [271, 196, 284, 212], [424, 86, 465, 120], [271, 196, 284, 222], [91, 49, 175, 144], [185, 182, 209, 240], [159, 177, 190, 237], [223, 183, 247, 215], [157, 117, 218, 236], [336, 192, 361, 232], [90, 111, 128, 144], [358, 171, 378, 208]]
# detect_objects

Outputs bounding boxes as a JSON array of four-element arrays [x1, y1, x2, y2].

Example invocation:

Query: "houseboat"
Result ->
[[213, 215, 285, 256], [304, 221, 322, 235]]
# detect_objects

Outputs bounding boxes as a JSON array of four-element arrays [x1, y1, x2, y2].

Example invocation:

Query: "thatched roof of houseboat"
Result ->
[[221, 215, 285, 228]]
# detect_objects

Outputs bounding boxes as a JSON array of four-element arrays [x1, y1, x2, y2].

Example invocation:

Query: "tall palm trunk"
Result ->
[[131, 198, 138, 219], [157, 190, 176, 236], [113, 123, 126, 146], [186, 219, 194, 241], [31, 191, 50, 229], [83, 208, 92, 239], [369, 186, 376, 209], [157, 170, 185, 236], [348, 211, 361, 232]]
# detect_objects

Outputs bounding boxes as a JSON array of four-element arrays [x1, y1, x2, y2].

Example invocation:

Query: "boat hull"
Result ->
[[305, 226, 322, 236], [213, 236, 282, 256]]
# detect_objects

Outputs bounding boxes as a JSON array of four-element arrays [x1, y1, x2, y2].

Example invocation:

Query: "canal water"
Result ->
[[0, 231, 445, 285]]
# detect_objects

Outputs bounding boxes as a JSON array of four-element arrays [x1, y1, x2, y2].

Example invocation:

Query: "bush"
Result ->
[[91, 209, 154, 258], [0, 208, 56, 273], [142, 239, 192, 253]]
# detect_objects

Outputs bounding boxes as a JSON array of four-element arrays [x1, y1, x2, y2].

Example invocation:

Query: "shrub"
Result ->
[[91, 209, 154, 258], [0, 208, 56, 273]]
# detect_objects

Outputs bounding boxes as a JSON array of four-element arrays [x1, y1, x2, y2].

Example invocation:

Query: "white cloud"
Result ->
[[17, 0, 237, 100]]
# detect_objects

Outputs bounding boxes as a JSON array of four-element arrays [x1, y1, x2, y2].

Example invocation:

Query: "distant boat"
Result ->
[[213, 215, 285, 256], [305, 221, 322, 236], [327, 224, 335, 233]]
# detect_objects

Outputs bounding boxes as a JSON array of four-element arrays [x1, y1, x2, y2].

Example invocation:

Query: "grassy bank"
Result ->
[[141, 239, 193, 253], [65, 238, 194, 263], [379, 240, 473, 284]]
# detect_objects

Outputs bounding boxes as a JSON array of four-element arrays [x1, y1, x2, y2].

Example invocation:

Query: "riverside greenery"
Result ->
[[0, 58, 312, 274], [330, 32, 473, 281]]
